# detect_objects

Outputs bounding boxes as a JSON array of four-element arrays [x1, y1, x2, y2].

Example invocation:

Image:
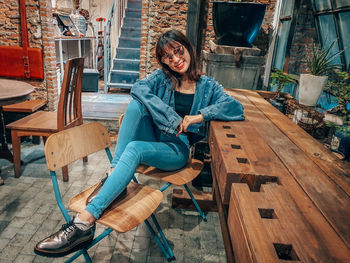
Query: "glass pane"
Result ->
[[281, 0, 294, 16], [339, 12, 350, 67], [318, 15, 342, 65], [335, 0, 350, 8], [313, 0, 331, 11], [272, 21, 291, 70]]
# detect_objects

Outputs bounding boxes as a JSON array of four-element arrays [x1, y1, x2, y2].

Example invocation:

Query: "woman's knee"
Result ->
[[123, 141, 141, 159], [125, 99, 146, 117]]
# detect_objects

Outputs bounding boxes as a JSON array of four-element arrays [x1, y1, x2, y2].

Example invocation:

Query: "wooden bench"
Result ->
[[209, 89, 350, 263], [3, 100, 46, 144], [2, 99, 46, 113]]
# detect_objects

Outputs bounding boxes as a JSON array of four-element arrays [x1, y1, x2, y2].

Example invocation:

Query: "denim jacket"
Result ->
[[131, 69, 245, 137]]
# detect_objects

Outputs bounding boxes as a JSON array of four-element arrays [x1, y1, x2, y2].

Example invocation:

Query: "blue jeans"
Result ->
[[85, 100, 190, 219]]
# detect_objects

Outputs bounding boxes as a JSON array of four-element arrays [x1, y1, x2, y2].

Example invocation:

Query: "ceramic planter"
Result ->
[[330, 126, 350, 160], [299, 73, 328, 107]]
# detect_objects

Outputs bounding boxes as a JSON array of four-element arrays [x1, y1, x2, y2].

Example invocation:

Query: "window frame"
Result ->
[[312, 0, 350, 69]]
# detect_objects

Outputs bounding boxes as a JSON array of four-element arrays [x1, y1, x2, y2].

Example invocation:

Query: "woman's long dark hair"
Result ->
[[156, 29, 201, 89]]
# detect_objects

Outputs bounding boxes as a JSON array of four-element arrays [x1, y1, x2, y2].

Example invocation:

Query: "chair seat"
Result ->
[[69, 181, 163, 233], [136, 159, 204, 186], [6, 111, 57, 133]]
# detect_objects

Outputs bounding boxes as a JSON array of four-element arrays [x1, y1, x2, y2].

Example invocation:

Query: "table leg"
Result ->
[[0, 107, 13, 163]]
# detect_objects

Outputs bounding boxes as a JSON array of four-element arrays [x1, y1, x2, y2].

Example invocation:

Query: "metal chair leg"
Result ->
[[143, 219, 174, 261], [184, 184, 207, 222], [150, 214, 175, 261]]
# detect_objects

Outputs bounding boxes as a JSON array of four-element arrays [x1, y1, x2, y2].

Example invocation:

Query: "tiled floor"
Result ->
[[0, 140, 226, 263]]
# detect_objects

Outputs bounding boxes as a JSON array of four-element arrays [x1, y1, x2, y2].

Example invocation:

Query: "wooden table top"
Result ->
[[0, 78, 34, 106], [209, 88, 350, 262]]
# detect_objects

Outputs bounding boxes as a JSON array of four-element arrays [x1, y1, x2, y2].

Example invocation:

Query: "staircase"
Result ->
[[82, 0, 141, 130], [108, 0, 142, 92]]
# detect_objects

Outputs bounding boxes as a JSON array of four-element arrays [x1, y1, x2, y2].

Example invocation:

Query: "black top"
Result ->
[[174, 91, 194, 118], [174, 91, 204, 145]]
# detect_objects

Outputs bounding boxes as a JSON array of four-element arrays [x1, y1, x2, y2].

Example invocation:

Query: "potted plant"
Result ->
[[269, 68, 298, 113], [212, 0, 268, 47], [324, 71, 350, 160], [299, 40, 341, 106]]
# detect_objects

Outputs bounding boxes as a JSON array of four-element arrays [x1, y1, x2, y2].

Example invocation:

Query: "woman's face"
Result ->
[[161, 42, 191, 75]]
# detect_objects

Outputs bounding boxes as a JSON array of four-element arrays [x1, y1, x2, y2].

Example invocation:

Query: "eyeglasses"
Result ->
[[161, 46, 185, 64]]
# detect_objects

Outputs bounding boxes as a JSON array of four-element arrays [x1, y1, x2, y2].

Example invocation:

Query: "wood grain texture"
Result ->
[[69, 181, 162, 233], [45, 122, 111, 171], [136, 159, 204, 186], [6, 111, 57, 132], [2, 99, 46, 113], [209, 89, 350, 262], [230, 89, 350, 193], [229, 89, 350, 248], [229, 183, 348, 262]]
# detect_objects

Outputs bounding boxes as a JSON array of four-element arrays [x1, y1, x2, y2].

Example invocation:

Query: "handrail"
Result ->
[[104, 0, 128, 93]]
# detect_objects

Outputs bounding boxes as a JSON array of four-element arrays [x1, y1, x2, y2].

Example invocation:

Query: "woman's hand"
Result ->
[[176, 114, 204, 136]]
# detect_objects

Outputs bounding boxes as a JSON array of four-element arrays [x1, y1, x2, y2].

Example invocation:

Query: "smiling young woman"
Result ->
[[34, 29, 245, 258]]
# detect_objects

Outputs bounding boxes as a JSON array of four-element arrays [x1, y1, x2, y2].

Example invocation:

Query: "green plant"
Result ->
[[307, 40, 342, 76], [325, 71, 350, 120], [270, 68, 298, 96]]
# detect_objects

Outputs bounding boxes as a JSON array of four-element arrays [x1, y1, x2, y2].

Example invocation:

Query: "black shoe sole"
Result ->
[[34, 237, 94, 258]]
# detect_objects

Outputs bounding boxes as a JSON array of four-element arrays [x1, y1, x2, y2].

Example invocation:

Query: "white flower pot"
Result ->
[[299, 74, 328, 106]]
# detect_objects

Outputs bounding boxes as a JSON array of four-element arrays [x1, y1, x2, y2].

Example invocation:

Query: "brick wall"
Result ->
[[140, 0, 189, 78], [140, 0, 277, 78], [0, 0, 58, 111], [286, 0, 317, 75]]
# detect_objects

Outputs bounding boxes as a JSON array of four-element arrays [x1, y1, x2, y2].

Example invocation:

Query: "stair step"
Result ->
[[127, 1, 142, 9], [119, 37, 141, 48], [82, 93, 132, 126], [110, 69, 139, 84], [121, 27, 141, 38], [123, 18, 141, 28], [126, 8, 142, 18], [116, 47, 140, 59], [108, 82, 134, 90], [114, 58, 140, 71]]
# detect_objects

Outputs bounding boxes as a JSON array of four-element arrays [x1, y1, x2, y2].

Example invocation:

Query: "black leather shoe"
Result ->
[[34, 219, 95, 258]]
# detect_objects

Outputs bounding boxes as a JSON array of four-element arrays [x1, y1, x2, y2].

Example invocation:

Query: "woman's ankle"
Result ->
[[77, 210, 96, 225]]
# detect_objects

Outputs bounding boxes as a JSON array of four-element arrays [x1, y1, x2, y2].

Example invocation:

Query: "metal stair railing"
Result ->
[[104, 0, 128, 94]]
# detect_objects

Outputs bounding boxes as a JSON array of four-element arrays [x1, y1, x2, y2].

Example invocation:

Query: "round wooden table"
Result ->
[[0, 79, 34, 185]]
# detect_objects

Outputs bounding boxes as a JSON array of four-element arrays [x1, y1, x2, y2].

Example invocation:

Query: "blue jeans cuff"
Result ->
[[85, 205, 100, 220]]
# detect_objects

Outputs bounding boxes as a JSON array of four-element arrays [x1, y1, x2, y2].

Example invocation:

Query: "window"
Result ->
[[268, 0, 296, 94], [312, 0, 350, 69]]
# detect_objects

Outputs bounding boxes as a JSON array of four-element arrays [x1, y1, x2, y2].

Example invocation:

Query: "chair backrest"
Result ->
[[57, 57, 84, 131], [45, 122, 112, 171]]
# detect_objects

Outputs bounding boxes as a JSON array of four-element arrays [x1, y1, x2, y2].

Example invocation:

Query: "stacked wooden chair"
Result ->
[[42, 122, 175, 262], [6, 57, 86, 181]]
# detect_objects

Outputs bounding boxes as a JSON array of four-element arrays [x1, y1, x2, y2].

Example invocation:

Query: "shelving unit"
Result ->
[[55, 36, 97, 80]]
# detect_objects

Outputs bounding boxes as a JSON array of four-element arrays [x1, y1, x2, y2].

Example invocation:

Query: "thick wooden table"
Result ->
[[209, 89, 350, 262]]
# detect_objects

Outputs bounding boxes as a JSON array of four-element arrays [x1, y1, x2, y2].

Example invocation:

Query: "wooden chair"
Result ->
[[119, 113, 207, 221], [6, 57, 85, 181], [43, 122, 175, 262]]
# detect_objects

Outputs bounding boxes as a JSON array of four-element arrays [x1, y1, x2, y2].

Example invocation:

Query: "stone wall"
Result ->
[[0, 0, 58, 110], [139, 0, 277, 80]]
